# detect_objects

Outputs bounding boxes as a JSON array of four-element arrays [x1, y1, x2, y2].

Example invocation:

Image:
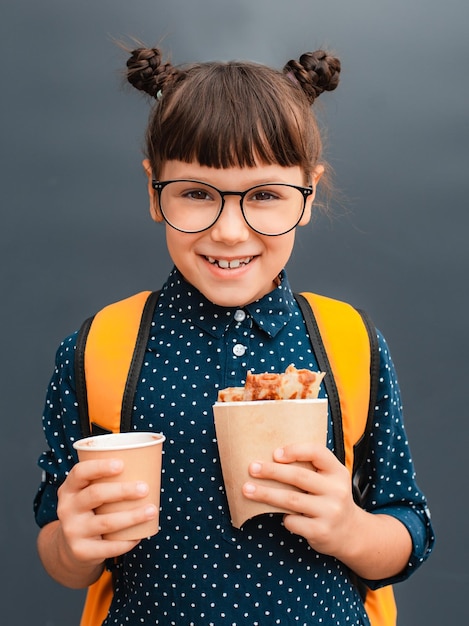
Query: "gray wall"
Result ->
[[1, 1, 468, 623]]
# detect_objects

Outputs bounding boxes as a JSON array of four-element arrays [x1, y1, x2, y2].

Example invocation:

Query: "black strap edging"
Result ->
[[294, 293, 345, 465], [352, 308, 380, 504], [75, 315, 95, 438], [120, 291, 161, 432]]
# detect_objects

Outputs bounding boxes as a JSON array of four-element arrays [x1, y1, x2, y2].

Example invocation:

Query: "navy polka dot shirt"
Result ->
[[35, 268, 434, 625]]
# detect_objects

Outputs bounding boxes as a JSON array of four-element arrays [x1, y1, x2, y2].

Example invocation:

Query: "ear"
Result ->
[[298, 164, 324, 226], [143, 159, 164, 223]]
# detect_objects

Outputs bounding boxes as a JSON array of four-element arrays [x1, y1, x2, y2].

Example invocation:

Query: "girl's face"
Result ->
[[145, 159, 322, 307]]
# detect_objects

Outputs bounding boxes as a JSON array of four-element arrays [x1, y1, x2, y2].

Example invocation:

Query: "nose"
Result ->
[[210, 196, 250, 244]]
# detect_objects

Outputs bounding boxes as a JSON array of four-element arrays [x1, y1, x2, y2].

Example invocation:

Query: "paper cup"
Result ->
[[73, 431, 165, 540], [213, 399, 327, 528]]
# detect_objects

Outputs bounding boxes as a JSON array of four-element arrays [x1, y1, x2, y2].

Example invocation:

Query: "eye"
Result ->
[[249, 189, 280, 202], [179, 187, 216, 202], [247, 185, 285, 204], [181, 187, 214, 201], [251, 191, 275, 201]]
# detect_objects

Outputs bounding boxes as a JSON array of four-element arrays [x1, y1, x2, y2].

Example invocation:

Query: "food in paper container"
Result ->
[[214, 365, 327, 528]]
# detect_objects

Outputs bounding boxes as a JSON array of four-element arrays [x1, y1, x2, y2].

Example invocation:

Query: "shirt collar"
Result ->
[[155, 267, 296, 339]]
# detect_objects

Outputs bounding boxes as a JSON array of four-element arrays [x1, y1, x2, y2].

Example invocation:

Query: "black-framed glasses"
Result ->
[[151, 179, 313, 236]]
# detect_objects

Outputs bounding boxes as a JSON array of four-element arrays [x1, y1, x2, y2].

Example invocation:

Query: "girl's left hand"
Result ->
[[242, 443, 360, 559]]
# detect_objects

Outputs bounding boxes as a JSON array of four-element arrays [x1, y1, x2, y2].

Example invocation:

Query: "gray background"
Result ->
[[1, 1, 467, 624]]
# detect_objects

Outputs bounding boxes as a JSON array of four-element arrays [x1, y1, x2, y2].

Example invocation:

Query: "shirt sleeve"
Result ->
[[33, 332, 83, 527], [360, 330, 435, 589]]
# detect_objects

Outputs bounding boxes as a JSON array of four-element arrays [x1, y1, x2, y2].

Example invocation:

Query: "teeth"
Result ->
[[207, 256, 253, 269]]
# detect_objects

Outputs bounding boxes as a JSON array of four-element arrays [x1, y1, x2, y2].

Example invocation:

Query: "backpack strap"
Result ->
[[75, 291, 160, 437], [296, 293, 396, 626], [295, 292, 379, 485], [75, 290, 159, 626]]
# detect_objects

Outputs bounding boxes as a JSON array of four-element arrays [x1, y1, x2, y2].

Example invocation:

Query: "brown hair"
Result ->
[[126, 47, 341, 185]]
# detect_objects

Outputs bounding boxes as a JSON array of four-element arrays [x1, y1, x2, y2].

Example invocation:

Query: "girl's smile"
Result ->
[[205, 255, 255, 269], [145, 159, 322, 307]]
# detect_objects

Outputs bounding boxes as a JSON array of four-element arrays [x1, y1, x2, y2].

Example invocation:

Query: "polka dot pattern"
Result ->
[[35, 268, 434, 624]]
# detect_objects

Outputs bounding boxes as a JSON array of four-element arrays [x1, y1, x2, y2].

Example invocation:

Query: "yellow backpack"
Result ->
[[74, 290, 396, 626]]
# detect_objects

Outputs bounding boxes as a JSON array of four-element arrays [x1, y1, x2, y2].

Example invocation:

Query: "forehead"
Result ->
[[159, 160, 306, 188]]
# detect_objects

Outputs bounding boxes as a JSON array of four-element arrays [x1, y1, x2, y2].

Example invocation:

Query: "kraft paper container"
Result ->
[[73, 431, 165, 540], [213, 399, 327, 528]]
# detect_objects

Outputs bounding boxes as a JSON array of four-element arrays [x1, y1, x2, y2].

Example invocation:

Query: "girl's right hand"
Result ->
[[56, 458, 158, 567]]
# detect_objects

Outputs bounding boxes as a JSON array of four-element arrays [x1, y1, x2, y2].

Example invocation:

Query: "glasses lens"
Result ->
[[159, 181, 222, 232], [242, 184, 306, 235]]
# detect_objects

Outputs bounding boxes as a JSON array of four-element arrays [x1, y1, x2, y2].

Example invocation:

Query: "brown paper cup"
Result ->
[[73, 431, 165, 540], [213, 399, 327, 528]]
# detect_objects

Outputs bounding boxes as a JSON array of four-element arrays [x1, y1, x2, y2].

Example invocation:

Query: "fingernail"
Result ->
[[136, 482, 149, 495], [244, 482, 256, 494], [110, 459, 123, 472], [250, 462, 262, 474], [274, 448, 284, 459], [144, 505, 157, 518]]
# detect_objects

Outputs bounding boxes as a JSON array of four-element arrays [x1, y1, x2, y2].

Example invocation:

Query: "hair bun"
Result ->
[[126, 47, 179, 99], [284, 50, 341, 104]]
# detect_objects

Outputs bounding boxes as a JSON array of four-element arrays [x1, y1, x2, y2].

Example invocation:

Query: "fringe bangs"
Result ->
[[149, 61, 317, 174]]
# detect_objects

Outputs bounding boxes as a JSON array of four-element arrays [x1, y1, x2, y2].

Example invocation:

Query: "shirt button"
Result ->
[[233, 343, 247, 356], [234, 309, 246, 322]]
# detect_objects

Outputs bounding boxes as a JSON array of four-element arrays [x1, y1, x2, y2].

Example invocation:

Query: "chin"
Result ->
[[205, 285, 270, 308]]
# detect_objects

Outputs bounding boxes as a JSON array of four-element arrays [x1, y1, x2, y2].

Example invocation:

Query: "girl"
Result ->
[[34, 46, 434, 625]]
